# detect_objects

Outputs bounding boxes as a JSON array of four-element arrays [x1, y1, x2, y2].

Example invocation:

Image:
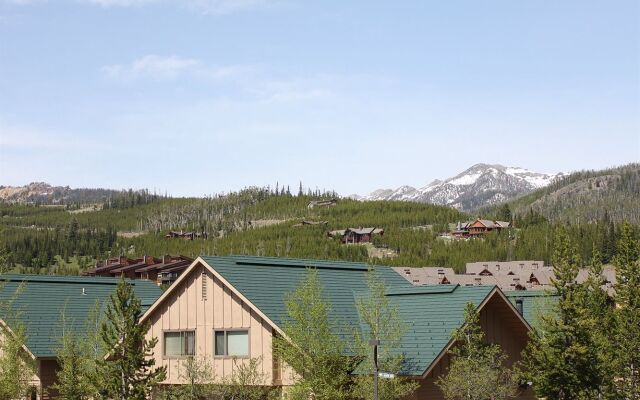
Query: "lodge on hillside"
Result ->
[[328, 227, 385, 244], [307, 198, 337, 208], [165, 230, 208, 240], [452, 218, 511, 238]]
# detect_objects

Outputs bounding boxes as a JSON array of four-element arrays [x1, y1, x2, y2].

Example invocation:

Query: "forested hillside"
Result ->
[[1, 184, 637, 275], [495, 163, 640, 224]]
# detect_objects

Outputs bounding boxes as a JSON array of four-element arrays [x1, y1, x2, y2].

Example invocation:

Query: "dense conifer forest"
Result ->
[[485, 163, 640, 224], [1, 177, 637, 275]]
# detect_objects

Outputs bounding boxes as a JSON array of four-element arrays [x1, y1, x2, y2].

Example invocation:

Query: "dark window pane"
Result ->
[[215, 331, 225, 356], [184, 331, 195, 356]]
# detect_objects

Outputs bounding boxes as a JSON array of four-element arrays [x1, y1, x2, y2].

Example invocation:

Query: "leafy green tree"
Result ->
[[436, 302, 517, 400], [158, 355, 215, 400], [523, 227, 602, 399], [98, 277, 166, 400], [215, 356, 278, 400], [273, 269, 352, 400], [0, 322, 36, 399], [351, 269, 418, 400], [0, 281, 37, 399], [53, 302, 104, 400], [612, 222, 640, 399], [54, 325, 93, 399]]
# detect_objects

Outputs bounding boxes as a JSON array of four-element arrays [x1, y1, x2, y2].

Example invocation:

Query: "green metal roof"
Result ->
[[355, 284, 495, 375], [201, 256, 498, 376], [201, 256, 408, 333], [505, 290, 558, 329], [0, 274, 163, 358]]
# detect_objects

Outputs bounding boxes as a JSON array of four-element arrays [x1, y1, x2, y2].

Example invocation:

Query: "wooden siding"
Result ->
[[146, 263, 287, 385], [409, 293, 535, 400]]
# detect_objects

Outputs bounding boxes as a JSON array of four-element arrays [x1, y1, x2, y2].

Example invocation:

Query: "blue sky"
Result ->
[[0, 0, 638, 196]]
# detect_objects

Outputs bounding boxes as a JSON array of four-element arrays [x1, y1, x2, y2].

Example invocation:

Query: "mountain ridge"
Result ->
[[351, 163, 564, 211]]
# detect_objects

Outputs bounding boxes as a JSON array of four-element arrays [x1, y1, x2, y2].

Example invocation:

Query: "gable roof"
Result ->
[[144, 255, 527, 377], [199, 256, 407, 334], [354, 284, 498, 375], [505, 290, 558, 329], [0, 274, 162, 358]]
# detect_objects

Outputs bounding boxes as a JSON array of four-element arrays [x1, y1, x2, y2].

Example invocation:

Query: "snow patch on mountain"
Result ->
[[353, 163, 564, 211]]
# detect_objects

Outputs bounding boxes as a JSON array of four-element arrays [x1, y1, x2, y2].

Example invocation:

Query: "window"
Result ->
[[214, 330, 249, 357], [515, 299, 524, 315], [164, 331, 195, 357]]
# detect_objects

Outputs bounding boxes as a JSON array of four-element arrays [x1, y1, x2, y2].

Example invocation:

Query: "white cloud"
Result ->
[[101, 54, 257, 82], [82, 0, 159, 6], [1, 0, 41, 4], [102, 55, 201, 81], [79, 0, 279, 14], [187, 0, 271, 15]]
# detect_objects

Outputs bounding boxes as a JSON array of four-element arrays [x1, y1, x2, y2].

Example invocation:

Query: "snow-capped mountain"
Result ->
[[353, 164, 564, 211]]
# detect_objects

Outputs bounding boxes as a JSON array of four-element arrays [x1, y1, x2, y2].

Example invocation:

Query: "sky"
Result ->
[[0, 0, 639, 197]]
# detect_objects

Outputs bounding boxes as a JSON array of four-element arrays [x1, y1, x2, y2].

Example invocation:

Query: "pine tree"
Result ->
[[612, 222, 640, 399], [436, 303, 517, 400], [523, 227, 602, 399], [98, 277, 166, 400], [351, 269, 419, 400], [580, 245, 616, 399]]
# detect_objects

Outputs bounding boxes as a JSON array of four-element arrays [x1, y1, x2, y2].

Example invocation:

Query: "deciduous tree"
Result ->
[[436, 303, 517, 400], [273, 269, 352, 400], [351, 269, 418, 400]]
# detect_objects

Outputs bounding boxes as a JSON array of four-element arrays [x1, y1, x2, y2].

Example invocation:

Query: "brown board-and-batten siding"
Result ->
[[410, 292, 535, 400], [146, 263, 277, 384]]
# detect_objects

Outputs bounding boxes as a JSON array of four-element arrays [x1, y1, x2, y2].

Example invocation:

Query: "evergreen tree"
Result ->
[[498, 204, 512, 223], [98, 277, 166, 400], [351, 269, 419, 400], [523, 227, 602, 399], [436, 303, 517, 400], [273, 269, 352, 400], [612, 222, 640, 399], [580, 245, 616, 399]]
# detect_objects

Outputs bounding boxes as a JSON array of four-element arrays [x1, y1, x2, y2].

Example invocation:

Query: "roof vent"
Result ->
[[82, 288, 86, 296]]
